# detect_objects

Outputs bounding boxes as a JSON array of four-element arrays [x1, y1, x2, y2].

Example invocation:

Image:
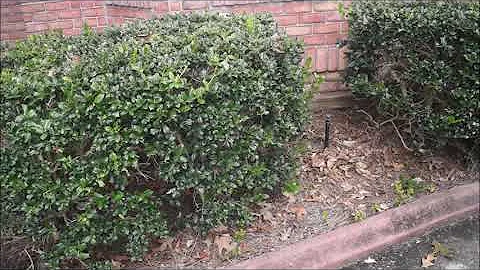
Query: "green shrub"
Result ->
[[0, 13, 311, 268], [344, 1, 480, 159]]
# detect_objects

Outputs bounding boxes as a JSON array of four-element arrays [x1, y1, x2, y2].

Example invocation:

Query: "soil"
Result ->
[[127, 107, 479, 269]]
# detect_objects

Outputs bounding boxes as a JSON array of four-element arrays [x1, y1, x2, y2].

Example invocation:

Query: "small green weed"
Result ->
[[283, 180, 301, 195], [372, 203, 382, 213], [233, 228, 246, 243], [353, 210, 366, 222], [393, 176, 425, 206], [321, 210, 329, 222]]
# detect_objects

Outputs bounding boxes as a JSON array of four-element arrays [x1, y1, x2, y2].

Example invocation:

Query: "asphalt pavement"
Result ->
[[342, 215, 480, 270]]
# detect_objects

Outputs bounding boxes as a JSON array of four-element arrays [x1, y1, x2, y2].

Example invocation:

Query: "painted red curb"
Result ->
[[227, 182, 479, 269]]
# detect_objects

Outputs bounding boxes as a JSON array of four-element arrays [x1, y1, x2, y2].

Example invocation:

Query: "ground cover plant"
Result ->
[[0, 13, 312, 268], [344, 1, 480, 165]]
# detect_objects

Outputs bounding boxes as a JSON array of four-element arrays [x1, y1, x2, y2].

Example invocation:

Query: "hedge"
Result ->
[[344, 1, 480, 160], [0, 13, 311, 268]]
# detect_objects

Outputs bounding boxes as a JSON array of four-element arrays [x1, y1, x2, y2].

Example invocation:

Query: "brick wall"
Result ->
[[0, 0, 351, 95]]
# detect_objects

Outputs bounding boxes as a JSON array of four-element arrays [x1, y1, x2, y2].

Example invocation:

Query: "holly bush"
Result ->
[[344, 1, 480, 158], [0, 13, 311, 268]]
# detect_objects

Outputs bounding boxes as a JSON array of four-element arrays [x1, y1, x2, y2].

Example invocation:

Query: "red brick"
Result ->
[[22, 13, 32, 21], [73, 18, 83, 28], [98, 17, 106, 26], [21, 3, 45, 13], [328, 47, 338, 71], [325, 72, 341, 81], [325, 33, 347, 45], [69, 1, 81, 9], [303, 47, 316, 69], [286, 25, 312, 36], [45, 1, 67, 11], [81, 1, 100, 8], [274, 14, 297, 26], [169, 1, 182, 11], [25, 22, 49, 32], [338, 46, 348, 70], [232, 5, 253, 13], [5, 13, 24, 23], [183, 1, 208, 10], [212, 0, 251, 6], [283, 1, 312, 13], [303, 34, 325, 45], [47, 20, 73, 30], [109, 17, 125, 25], [3, 22, 24, 32], [0, 6, 9, 17], [313, 1, 339, 12], [63, 28, 81, 36], [82, 7, 104, 17], [313, 23, 339, 34], [325, 10, 343, 22], [95, 26, 105, 33], [59, 10, 81, 19], [35, 11, 61, 22], [254, 3, 283, 13], [138, 10, 152, 19], [340, 22, 349, 34], [83, 18, 97, 27], [316, 48, 328, 72], [108, 7, 131, 17], [299, 13, 325, 24], [4, 31, 26, 40], [154, 2, 169, 13], [319, 81, 339, 92]]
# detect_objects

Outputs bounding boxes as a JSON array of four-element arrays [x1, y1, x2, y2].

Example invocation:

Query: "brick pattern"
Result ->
[[0, 0, 349, 92]]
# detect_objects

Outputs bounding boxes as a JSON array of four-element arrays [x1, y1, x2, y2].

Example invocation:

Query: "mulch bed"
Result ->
[[126, 107, 478, 269]]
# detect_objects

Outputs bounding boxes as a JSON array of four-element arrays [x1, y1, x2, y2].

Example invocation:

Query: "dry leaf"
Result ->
[[261, 209, 275, 222], [311, 153, 325, 168], [289, 204, 306, 220], [195, 249, 209, 260], [284, 193, 297, 204], [392, 162, 405, 171], [239, 242, 249, 253], [421, 253, 436, 268], [111, 260, 123, 269], [339, 165, 353, 177], [326, 158, 337, 169], [379, 203, 390, 211], [432, 241, 450, 257], [356, 162, 368, 169], [214, 234, 236, 255], [280, 227, 293, 241], [341, 140, 356, 148], [341, 183, 354, 192], [109, 254, 129, 262], [210, 225, 229, 235]]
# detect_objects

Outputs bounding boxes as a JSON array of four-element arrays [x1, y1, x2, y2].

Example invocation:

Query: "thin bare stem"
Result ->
[[24, 249, 34, 270], [385, 119, 413, 151]]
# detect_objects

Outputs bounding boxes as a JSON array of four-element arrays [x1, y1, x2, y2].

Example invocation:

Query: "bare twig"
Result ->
[[77, 259, 88, 269], [384, 119, 413, 152], [379, 115, 398, 127], [24, 249, 34, 270], [357, 109, 379, 127]]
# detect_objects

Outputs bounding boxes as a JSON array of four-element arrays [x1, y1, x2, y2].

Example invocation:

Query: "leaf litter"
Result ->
[[126, 108, 477, 269]]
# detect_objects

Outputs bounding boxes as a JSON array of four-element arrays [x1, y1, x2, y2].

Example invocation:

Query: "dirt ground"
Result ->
[[128, 108, 478, 269]]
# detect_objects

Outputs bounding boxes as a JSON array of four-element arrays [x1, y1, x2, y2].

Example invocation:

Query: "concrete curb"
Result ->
[[227, 182, 479, 269]]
